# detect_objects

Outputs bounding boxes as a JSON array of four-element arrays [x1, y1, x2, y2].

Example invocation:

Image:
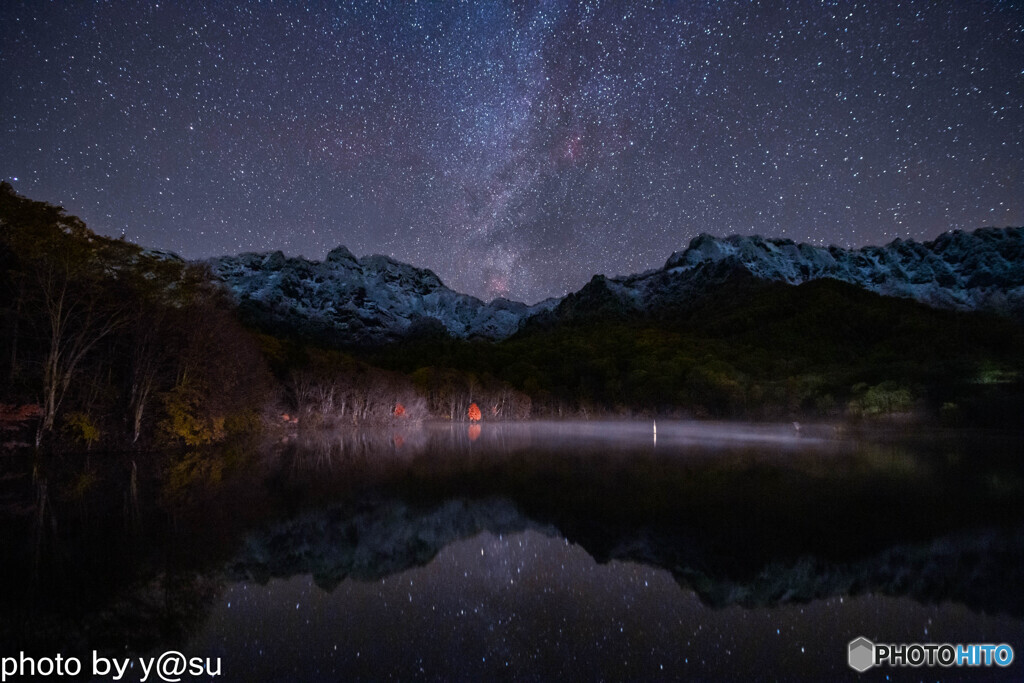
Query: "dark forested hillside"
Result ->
[[0, 182, 271, 450], [367, 276, 1024, 423]]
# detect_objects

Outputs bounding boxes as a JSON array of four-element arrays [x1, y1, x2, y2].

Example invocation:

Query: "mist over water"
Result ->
[[279, 419, 841, 470], [447, 418, 832, 448], [5, 420, 1023, 680]]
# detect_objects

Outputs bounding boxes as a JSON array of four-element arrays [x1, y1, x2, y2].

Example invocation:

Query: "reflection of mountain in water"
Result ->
[[228, 495, 1024, 617], [228, 498, 549, 591], [6, 422, 1023, 659]]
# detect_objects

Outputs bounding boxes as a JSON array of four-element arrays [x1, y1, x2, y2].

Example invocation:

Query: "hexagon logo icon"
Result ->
[[848, 637, 875, 672]]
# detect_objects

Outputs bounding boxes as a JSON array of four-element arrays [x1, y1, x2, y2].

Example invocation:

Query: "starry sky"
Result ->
[[2, 1, 1022, 303]]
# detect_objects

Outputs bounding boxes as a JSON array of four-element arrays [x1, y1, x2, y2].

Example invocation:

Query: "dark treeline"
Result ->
[[3, 183, 1023, 456], [0, 182, 271, 451], [259, 334, 533, 427], [369, 278, 1024, 425]]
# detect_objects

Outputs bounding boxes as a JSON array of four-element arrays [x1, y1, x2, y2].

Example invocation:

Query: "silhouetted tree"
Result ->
[[0, 183, 131, 444]]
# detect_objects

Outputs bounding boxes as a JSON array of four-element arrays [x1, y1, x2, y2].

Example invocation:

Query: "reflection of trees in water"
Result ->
[[280, 428, 428, 476], [80, 571, 222, 656], [274, 423, 541, 482], [6, 426, 1023, 657], [124, 459, 141, 533], [161, 450, 226, 507], [31, 475, 56, 576], [6, 448, 241, 657], [6, 454, 246, 658], [4, 570, 223, 659], [263, 423, 1023, 519]]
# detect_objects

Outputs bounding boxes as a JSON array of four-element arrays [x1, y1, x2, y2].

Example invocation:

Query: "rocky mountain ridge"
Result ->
[[206, 227, 1024, 345], [207, 245, 557, 345]]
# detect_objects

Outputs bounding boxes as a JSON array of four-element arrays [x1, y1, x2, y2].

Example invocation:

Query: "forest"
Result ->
[[2, 182, 1023, 455]]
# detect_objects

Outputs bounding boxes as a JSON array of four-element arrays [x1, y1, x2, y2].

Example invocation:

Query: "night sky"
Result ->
[[2, 1, 1021, 304]]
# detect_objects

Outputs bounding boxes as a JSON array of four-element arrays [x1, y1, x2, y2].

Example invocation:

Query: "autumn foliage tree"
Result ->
[[157, 280, 271, 446], [0, 182, 273, 450], [467, 402, 481, 422]]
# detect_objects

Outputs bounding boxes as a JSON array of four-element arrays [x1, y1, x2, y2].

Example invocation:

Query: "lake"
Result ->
[[2, 421, 1022, 681]]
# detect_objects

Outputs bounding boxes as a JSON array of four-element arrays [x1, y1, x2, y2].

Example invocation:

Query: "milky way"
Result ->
[[1, 1, 1021, 303]]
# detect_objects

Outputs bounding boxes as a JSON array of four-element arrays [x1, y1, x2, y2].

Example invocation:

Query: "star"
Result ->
[[0, 0, 1020, 303]]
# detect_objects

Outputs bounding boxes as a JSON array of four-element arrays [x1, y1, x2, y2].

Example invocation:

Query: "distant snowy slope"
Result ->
[[546, 227, 1024, 322], [207, 246, 556, 345], [662, 227, 1024, 313]]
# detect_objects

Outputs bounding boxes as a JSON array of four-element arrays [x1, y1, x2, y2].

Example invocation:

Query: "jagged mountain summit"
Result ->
[[547, 226, 1024, 324], [207, 246, 557, 346], [228, 494, 1024, 616], [207, 227, 1024, 346], [669, 227, 1024, 312]]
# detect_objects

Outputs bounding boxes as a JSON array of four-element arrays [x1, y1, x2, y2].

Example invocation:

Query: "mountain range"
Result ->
[[208, 246, 558, 346], [208, 227, 1024, 346]]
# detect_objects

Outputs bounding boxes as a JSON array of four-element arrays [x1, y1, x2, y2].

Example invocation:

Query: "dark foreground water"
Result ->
[[2, 421, 1023, 681]]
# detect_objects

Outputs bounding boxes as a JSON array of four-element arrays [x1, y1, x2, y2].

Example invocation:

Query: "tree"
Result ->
[[157, 284, 271, 446], [0, 184, 130, 444], [467, 402, 481, 422], [122, 255, 206, 443]]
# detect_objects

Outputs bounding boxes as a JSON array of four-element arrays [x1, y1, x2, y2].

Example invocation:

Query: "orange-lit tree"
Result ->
[[467, 402, 481, 422]]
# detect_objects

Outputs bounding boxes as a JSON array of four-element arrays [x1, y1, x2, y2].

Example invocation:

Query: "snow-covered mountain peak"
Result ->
[[206, 247, 555, 346], [654, 227, 1024, 315]]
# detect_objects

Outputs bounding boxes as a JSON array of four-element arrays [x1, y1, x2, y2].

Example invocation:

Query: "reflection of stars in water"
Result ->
[[188, 530, 1024, 681]]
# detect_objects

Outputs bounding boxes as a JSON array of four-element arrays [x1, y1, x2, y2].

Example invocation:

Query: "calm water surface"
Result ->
[[3, 421, 1022, 681]]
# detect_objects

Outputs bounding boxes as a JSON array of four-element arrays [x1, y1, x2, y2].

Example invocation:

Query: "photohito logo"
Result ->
[[848, 637, 875, 673], [848, 637, 1014, 672]]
